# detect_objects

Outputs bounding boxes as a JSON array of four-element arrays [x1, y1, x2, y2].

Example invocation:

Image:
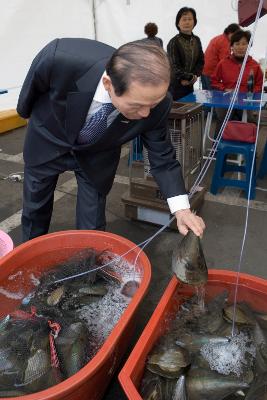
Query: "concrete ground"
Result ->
[[0, 124, 267, 399]]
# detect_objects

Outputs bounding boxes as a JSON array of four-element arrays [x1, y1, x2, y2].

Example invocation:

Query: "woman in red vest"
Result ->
[[202, 23, 240, 90], [211, 29, 263, 134]]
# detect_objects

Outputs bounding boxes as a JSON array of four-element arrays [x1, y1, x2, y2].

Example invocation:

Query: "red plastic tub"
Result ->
[[118, 270, 267, 399], [0, 230, 151, 400]]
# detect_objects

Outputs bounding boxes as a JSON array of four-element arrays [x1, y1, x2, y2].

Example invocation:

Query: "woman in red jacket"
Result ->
[[202, 23, 240, 90], [211, 30, 263, 133]]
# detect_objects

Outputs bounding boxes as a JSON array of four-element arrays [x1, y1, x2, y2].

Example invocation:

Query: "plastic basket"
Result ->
[[119, 270, 267, 399]]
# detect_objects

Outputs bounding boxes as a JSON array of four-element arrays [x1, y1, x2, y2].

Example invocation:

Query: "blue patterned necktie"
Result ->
[[77, 102, 115, 145]]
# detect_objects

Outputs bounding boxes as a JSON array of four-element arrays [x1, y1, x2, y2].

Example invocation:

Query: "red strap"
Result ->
[[48, 320, 61, 368]]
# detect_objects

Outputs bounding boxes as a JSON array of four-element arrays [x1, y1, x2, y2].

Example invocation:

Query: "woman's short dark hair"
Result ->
[[106, 40, 170, 96], [224, 23, 240, 35], [144, 22, 158, 38], [230, 30, 251, 46], [175, 7, 197, 30]]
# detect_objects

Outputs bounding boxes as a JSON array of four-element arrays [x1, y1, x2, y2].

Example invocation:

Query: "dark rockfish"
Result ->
[[139, 369, 164, 400], [172, 375, 188, 400], [186, 368, 249, 400], [172, 231, 208, 286], [121, 280, 139, 298], [55, 322, 90, 378]]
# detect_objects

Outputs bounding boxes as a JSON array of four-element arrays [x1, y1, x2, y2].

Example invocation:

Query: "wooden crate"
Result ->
[[122, 186, 206, 230], [130, 177, 165, 204]]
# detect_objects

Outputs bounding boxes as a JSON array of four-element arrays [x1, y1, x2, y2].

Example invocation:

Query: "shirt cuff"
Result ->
[[167, 194, 190, 214]]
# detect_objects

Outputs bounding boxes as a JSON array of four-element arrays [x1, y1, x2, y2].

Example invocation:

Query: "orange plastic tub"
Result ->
[[0, 230, 151, 400], [118, 270, 267, 399]]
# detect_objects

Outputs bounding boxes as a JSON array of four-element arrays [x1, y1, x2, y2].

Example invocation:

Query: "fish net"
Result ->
[[0, 248, 142, 396]]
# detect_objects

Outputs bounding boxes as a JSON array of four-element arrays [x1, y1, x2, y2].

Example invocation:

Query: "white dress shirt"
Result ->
[[87, 73, 190, 214]]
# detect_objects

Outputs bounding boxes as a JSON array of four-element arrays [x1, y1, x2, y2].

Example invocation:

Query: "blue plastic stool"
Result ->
[[128, 136, 144, 165], [210, 140, 256, 199], [258, 139, 267, 179]]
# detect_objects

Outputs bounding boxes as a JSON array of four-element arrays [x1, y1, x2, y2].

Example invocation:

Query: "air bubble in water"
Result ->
[[200, 331, 256, 376], [80, 254, 141, 357]]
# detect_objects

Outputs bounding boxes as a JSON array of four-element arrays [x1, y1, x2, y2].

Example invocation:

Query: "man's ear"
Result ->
[[102, 75, 112, 91]]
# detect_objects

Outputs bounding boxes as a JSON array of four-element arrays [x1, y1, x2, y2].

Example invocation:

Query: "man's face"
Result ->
[[103, 76, 168, 120]]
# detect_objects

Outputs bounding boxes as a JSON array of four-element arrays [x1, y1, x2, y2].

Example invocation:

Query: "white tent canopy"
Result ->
[[1, 0, 266, 110]]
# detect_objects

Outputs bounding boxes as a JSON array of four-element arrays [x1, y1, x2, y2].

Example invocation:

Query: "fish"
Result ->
[[121, 280, 139, 297], [47, 285, 65, 306], [172, 375, 188, 400], [139, 370, 177, 400], [22, 348, 62, 393], [0, 390, 26, 397], [97, 266, 123, 284], [147, 344, 190, 379], [0, 315, 10, 332], [172, 230, 208, 286], [186, 368, 249, 400], [163, 377, 176, 398], [197, 290, 229, 334], [78, 282, 108, 296], [223, 304, 255, 326], [0, 346, 25, 387], [255, 312, 267, 329], [196, 308, 225, 334], [176, 332, 229, 353], [40, 248, 98, 286], [245, 373, 267, 399], [60, 294, 101, 311], [253, 322, 267, 373], [223, 393, 247, 400], [139, 369, 164, 400], [55, 322, 90, 378]]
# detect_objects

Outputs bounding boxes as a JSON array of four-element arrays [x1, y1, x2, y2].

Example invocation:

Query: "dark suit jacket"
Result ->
[[17, 38, 186, 197]]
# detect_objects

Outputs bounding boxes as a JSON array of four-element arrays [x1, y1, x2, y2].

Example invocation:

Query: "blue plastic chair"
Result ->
[[258, 139, 267, 179], [128, 136, 144, 165], [210, 140, 256, 199]]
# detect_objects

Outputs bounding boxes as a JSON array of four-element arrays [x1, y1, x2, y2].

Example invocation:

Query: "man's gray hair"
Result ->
[[106, 40, 171, 96]]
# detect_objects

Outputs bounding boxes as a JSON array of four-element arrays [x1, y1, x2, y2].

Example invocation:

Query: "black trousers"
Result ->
[[170, 84, 193, 101], [22, 152, 106, 241]]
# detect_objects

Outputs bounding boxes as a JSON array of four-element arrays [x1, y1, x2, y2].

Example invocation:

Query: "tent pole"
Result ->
[[92, 0, 97, 40]]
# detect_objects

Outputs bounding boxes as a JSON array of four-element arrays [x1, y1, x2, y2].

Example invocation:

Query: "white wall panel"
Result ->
[[0, 0, 94, 109], [94, 0, 267, 60], [1, 0, 266, 111]]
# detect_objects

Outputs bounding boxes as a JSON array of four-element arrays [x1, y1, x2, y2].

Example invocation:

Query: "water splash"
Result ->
[[79, 257, 141, 358], [200, 331, 256, 377], [195, 284, 206, 312]]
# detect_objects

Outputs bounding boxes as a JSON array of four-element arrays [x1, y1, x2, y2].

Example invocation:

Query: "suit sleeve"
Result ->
[[141, 95, 187, 199], [17, 39, 58, 118]]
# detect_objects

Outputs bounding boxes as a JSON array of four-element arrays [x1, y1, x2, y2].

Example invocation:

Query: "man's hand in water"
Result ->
[[175, 209, 205, 237]]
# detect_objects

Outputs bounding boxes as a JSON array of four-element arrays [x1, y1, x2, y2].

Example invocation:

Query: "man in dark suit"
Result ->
[[17, 38, 205, 241]]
